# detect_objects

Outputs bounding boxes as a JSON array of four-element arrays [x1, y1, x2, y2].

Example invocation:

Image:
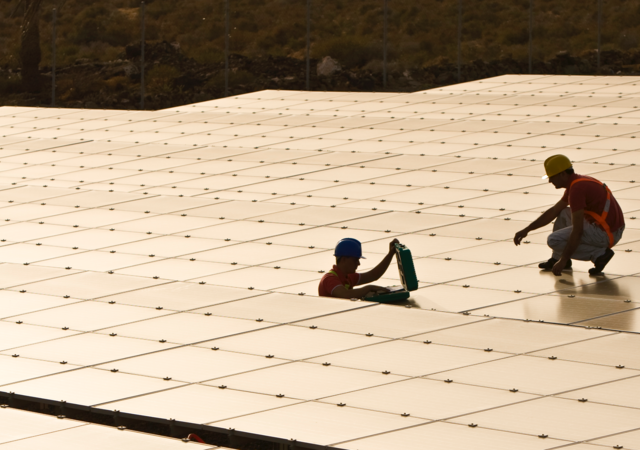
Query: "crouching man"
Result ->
[[514, 155, 625, 276], [318, 238, 399, 298]]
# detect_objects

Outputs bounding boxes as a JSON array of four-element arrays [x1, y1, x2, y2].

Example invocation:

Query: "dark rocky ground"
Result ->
[[2, 41, 640, 110]]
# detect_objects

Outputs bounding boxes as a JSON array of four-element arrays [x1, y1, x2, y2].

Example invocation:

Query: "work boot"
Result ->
[[589, 249, 614, 275], [538, 258, 572, 271]]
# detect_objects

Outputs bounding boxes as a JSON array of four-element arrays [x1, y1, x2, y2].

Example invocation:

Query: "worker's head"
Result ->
[[543, 154, 574, 189], [334, 238, 365, 273]]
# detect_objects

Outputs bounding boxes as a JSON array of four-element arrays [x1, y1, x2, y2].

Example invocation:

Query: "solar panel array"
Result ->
[[0, 406, 221, 449], [1, 74, 640, 449]]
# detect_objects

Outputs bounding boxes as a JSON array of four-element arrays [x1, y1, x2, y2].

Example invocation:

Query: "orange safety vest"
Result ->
[[570, 178, 614, 248], [328, 270, 352, 290]]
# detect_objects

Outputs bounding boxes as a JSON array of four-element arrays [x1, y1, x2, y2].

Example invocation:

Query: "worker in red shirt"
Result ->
[[514, 154, 625, 276], [318, 238, 400, 298]]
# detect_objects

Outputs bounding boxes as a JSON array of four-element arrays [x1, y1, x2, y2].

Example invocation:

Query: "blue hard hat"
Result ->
[[334, 238, 365, 259]]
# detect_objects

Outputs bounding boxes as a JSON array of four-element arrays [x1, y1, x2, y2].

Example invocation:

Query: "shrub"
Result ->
[[0, 76, 21, 95], [147, 64, 181, 95], [313, 35, 381, 68], [203, 69, 255, 92], [105, 75, 129, 91]]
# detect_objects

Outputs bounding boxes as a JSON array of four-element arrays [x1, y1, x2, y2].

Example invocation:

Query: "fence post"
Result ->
[[457, 0, 462, 82], [528, 0, 533, 74], [51, 8, 56, 107], [597, 0, 602, 72], [383, 0, 388, 89], [140, 1, 145, 110], [306, 0, 310, 90], [224, 0, 230, 97]]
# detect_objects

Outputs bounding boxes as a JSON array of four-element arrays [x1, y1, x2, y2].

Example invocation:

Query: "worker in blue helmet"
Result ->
[[318, 237, 399, 298]]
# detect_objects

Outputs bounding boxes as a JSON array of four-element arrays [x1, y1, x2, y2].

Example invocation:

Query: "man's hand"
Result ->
[[513, 228, 529, 246], [552, 258, 567, 276], [333, 284, 389, 299], [388, 238, 400, 254], [367, 285, 389, 294]]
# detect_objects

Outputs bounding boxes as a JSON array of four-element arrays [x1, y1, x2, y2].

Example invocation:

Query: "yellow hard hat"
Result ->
[[542, 154, 572, 179]]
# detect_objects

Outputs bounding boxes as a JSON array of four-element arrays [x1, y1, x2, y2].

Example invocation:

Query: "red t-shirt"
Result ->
[[318, 265, 361, 297], [561, 174, 624, 232]]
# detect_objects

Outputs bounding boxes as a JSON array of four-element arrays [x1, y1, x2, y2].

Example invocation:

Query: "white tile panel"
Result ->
[[2, 367, 185, 406], [204, 361, 406, 400], [322, 377, 539, 420], [305, 339, 506, 377], [428, 355, 631, 395], [449, 397, 640, 442], [1, 333, 177, 366], [0, 418, 216, 449], [0, 321, 81, 351], [0, 407, 84, 444], [341, 421, 568, 450], [210, 401, 427, 445], [195, 324, 389, 360], [101, 384, 301, 424], [2, 78, 640, 450], [95, 346, 285, 383]]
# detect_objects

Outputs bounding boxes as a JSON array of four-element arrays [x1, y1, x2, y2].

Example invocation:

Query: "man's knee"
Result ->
[[547, 232, 566, 250]]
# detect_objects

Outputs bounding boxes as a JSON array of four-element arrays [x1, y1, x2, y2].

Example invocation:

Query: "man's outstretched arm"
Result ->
[[358, 239, 399, 285], [514, 199, 568, 245]]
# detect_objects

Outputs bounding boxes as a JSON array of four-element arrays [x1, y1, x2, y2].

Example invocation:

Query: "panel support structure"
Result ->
[[140, 1, 146, 110], [51, 7, 56, 107]]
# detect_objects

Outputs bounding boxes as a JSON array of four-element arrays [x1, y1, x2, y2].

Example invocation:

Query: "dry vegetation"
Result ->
[[0, 0, 639, 108]]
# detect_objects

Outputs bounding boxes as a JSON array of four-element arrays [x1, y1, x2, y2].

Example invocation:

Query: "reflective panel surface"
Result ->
[[2, 76, 640, 450]]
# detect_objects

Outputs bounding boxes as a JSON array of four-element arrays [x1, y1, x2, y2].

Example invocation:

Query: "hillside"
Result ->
[[1, 0, 640, 109]]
